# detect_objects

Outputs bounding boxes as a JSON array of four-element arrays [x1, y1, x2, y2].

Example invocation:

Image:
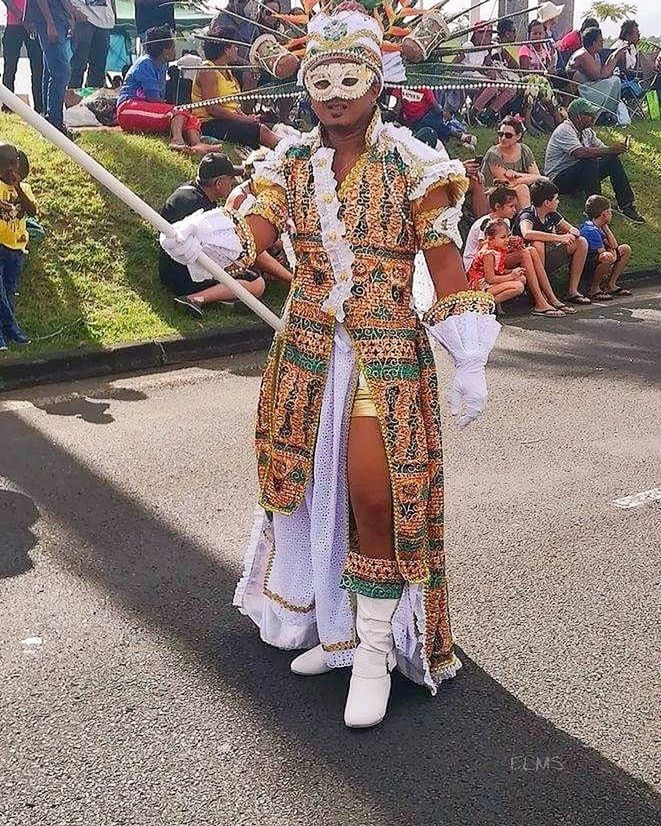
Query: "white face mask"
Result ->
[[304, 61, 376, 102]]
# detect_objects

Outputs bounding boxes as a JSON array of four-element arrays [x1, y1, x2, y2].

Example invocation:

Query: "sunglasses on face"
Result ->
[[498, 130, 515, 138]]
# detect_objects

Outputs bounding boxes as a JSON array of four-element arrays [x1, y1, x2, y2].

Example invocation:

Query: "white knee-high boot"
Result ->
[[344, 595, 398, 728]]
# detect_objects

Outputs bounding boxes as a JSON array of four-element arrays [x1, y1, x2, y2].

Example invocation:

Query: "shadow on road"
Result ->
[[0, 489, 39, 579], [33, 386, 148, 425], [1, 412, 659, 824]]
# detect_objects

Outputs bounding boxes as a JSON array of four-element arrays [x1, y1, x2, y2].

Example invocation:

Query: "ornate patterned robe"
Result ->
[[233, 116, 494, 685]]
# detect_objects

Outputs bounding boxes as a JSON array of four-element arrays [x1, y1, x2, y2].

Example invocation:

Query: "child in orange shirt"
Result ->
[[467, 219, 526, 307]]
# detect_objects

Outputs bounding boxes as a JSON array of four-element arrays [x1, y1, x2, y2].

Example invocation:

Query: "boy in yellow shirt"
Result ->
[[0, 142, 37, 349]]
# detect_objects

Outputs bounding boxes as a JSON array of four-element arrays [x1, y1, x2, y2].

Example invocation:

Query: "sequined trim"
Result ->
[[422, 290, 496, 327], [342, 551, 405, 597], [322, 639, 356, 652], [345, 551, 404, 583], [263, 548, 315, 613], [233, 212, 258, 270]]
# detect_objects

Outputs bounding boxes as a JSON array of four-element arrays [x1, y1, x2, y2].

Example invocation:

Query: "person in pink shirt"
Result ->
[[1, 0, 43, 112]]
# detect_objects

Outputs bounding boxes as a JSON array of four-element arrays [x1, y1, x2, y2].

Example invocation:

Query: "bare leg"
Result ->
[[513, 183, 531, 209], [255, 251, 293, 284], [487, 87, 517, 114], [186, 276, 266, 306], [506, 247, 553, 311], [568, 237, 589, 296], [472, 86, 497, 112], [347, 416, 394, 560], [526, 245, 563, 306], [486, 281, 525, 304], [469, 178, 489, 219], [169, 113, 186, 146], [588, 255, 615, 296], [605, 244, 632, 291]]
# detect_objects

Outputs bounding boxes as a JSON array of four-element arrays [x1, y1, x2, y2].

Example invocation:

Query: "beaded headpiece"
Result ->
[[300, 3, 385, 83]]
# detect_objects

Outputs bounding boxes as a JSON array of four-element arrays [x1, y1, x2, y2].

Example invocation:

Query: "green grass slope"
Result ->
[[0, 114, 659, 364]]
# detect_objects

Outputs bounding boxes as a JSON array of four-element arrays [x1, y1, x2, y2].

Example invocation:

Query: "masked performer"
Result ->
[[161, 1, 500, 729]]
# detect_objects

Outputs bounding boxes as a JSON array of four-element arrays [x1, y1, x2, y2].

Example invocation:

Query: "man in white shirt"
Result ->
[[69, 0, 116, 89]]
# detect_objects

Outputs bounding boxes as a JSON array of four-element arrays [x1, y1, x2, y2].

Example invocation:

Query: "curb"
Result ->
[[0, 324, 274, 392], [0, 269, 658, 393]]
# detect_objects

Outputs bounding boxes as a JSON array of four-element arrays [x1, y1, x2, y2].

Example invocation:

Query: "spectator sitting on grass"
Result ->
[[0, 142, 37, 350], [481, 116, 546, 207], [579, 194, 632, 301], [116, 26, 208, 154], [191, 26, 281, 150], [515, 178, 590, 306], [464, 185, 572, 317], [466, 219, 526, 310], [544, 98, 644, 224], [393, 88, 477, 149], [159, 153, 266, 316]]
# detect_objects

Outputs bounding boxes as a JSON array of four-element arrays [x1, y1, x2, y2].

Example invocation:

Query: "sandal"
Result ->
[[532, 307, 565, 317], [607, 287, 633, 297], [587, 291, 615, 301], [553, 303, 578, 314], [566, 293, 591, 305]]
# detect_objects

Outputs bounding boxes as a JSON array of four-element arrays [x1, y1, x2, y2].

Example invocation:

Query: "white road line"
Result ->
[[612, 489, 661, 509]]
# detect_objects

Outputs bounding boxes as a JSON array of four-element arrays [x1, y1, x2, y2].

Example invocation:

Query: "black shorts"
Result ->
[[584, 250, 601, 280], [201, 117, 261, 148], [159, 253, 260, 297]]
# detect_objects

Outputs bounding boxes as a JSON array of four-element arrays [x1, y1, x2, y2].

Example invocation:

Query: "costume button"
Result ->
[[323, 193, 333, 203], [316, 158, 327, 167], [328, 231, 338, 241]]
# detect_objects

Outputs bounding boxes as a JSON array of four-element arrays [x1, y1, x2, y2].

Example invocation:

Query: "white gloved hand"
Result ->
[[448, 357, 487, 429], [424, 311, 501, 430], [159, 230, 202, 265]]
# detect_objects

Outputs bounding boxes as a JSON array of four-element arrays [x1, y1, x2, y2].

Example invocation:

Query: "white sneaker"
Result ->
[[290, 644, 333, 676]]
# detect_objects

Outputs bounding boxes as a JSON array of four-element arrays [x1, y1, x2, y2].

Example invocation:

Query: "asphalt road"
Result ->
[[1, 285, 660, 826]]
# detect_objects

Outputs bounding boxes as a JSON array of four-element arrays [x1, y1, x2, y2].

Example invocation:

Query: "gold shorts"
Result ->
[[352, 371, 378, 418]]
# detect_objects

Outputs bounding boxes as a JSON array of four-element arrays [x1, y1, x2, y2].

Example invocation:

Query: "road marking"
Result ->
[[612, 489, 661, 509]]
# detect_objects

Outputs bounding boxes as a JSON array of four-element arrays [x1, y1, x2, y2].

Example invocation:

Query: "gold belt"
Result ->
[[352, 371, 377, 418]]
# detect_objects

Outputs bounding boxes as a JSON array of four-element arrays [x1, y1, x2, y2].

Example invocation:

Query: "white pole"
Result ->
[[0, 83, 285, 333]]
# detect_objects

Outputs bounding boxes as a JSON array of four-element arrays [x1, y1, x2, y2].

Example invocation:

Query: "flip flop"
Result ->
[[607, 287, 633, 297], [588, 292, 615, 301], [566, 294, 591, 305], [553, 304, 578, 314], [532, 308, 565, 317]]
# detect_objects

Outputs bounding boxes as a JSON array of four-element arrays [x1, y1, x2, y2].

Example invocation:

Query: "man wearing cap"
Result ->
[[161, 1, 501, 729], [544, 98, 644, 224], [159, 154, 266, 315]]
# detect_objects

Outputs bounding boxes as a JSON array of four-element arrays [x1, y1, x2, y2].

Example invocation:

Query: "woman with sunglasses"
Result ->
[[481, 116, 545, 208]]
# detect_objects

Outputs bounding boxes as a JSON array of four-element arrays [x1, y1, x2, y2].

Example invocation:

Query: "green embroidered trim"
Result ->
[[283, 342, 326, 374], [363, 362, 420, 381], [427, 569, 446, 589], [340, 574, 404, 600]]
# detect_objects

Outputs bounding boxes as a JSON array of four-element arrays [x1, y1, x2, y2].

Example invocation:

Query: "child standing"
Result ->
[[579, 195, 633, 301], [0, 143, 37, 349], [467, 219, 526, 309]]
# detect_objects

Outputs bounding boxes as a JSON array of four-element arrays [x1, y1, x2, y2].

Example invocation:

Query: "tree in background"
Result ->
[[584, 2, 638, 24]]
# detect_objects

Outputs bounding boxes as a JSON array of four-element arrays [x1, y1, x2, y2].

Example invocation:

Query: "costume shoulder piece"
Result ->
[[252, 129, 312, 189], [376, 122, 468, 203]]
